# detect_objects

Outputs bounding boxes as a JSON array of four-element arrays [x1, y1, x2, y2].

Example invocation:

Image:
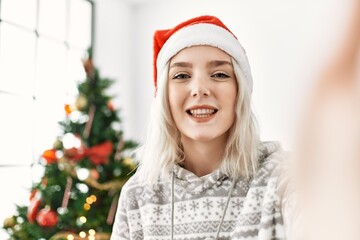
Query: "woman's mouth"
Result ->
[[186, 108, 218, 118]]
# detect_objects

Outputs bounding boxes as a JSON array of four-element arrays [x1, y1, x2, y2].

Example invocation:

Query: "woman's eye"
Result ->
[[212, 72, 230, 78], [172, 73, 191, 79]]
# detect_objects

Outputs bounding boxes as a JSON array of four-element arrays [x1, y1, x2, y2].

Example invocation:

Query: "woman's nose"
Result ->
[[190, 76, 210, 97]]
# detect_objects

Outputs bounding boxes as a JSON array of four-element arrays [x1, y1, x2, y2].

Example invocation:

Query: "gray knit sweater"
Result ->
[[111, 142, 287, 240]]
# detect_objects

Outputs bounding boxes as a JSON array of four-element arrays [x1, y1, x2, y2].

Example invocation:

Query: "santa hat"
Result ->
[[153, 15, 253, 92]]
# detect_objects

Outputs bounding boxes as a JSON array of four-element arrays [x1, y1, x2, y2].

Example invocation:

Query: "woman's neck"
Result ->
[[181, 136, 227, 177]]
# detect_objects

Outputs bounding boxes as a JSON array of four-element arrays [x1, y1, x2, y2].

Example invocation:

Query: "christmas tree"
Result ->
[[2, 49, 138, 240]]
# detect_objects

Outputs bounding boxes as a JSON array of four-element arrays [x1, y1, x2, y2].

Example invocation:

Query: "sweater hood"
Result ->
[[172, 164, 227, 194]]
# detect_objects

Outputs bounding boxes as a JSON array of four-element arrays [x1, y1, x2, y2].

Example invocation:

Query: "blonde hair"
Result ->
[[135, 58, 260, 184]]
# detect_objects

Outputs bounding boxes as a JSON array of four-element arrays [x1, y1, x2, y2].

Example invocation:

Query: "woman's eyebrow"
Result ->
[[170, 62, 192, 68], [207, 60, 232, 67]]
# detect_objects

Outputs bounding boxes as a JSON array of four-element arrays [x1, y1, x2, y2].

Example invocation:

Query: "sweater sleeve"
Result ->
[[276, 151, 300, 239]]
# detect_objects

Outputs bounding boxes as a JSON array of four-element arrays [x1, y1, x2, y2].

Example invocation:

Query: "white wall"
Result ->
[[96, 0, 353, 150], [93, 0, 136, 140]]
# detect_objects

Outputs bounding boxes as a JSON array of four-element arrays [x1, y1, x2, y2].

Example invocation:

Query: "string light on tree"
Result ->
[[76, 216, 87, 226], [79, 231, 86, 238], [76, 183, 89, 194], [88, 229, 96, 240], [76, 168, 90, 181], [66, 234, 74, 240], [83, 194, 97, 211]]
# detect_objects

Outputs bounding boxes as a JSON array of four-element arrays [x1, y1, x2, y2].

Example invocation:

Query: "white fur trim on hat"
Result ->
[[156, 23, 253, 92]]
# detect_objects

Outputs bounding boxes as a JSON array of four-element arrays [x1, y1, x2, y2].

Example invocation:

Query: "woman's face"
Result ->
[[168, 45, 237, 144]]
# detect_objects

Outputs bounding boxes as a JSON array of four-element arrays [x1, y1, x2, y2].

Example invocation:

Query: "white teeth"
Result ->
[[192, 114, 212, 118], [189, 108, 216, 118], [189, 109, 215, 115]]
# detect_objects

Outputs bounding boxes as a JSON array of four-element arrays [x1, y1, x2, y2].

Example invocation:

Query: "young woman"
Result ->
[[111, 15, 287, 240]]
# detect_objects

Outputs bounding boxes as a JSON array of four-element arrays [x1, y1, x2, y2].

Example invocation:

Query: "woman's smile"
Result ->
[[186, 105, 218, 122]]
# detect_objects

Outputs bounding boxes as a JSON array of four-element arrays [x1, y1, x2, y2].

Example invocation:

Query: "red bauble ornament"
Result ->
[[36, 208, 58, 227]]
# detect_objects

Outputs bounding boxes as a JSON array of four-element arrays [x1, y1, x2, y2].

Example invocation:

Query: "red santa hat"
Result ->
[[153, 15, 253, 92]]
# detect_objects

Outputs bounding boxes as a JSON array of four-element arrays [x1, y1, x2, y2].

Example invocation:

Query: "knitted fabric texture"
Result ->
[[111, 142, 287, 240]]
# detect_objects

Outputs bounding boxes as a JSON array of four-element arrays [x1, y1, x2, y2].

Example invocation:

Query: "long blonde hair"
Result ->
[[135, 58, 260, 184]]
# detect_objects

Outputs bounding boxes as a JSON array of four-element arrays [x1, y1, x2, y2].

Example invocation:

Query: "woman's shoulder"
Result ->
[[251, 141, 292, 192], [257, 141, 289, 171], [256, 141, 294, 204], [118, 171, 146, 210], [120, 171, 142, 196], [120, 170, 165, 196]]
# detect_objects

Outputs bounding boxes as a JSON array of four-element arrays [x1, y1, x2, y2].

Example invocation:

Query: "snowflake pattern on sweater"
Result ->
[[111, 142, 286, 240]]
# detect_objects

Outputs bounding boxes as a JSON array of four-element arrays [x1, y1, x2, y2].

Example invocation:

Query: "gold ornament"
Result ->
[[122, 157, 136, 169], [53, 138, 63, 149], [74, 95, 87, 111], [3, 216, 16, 228]]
